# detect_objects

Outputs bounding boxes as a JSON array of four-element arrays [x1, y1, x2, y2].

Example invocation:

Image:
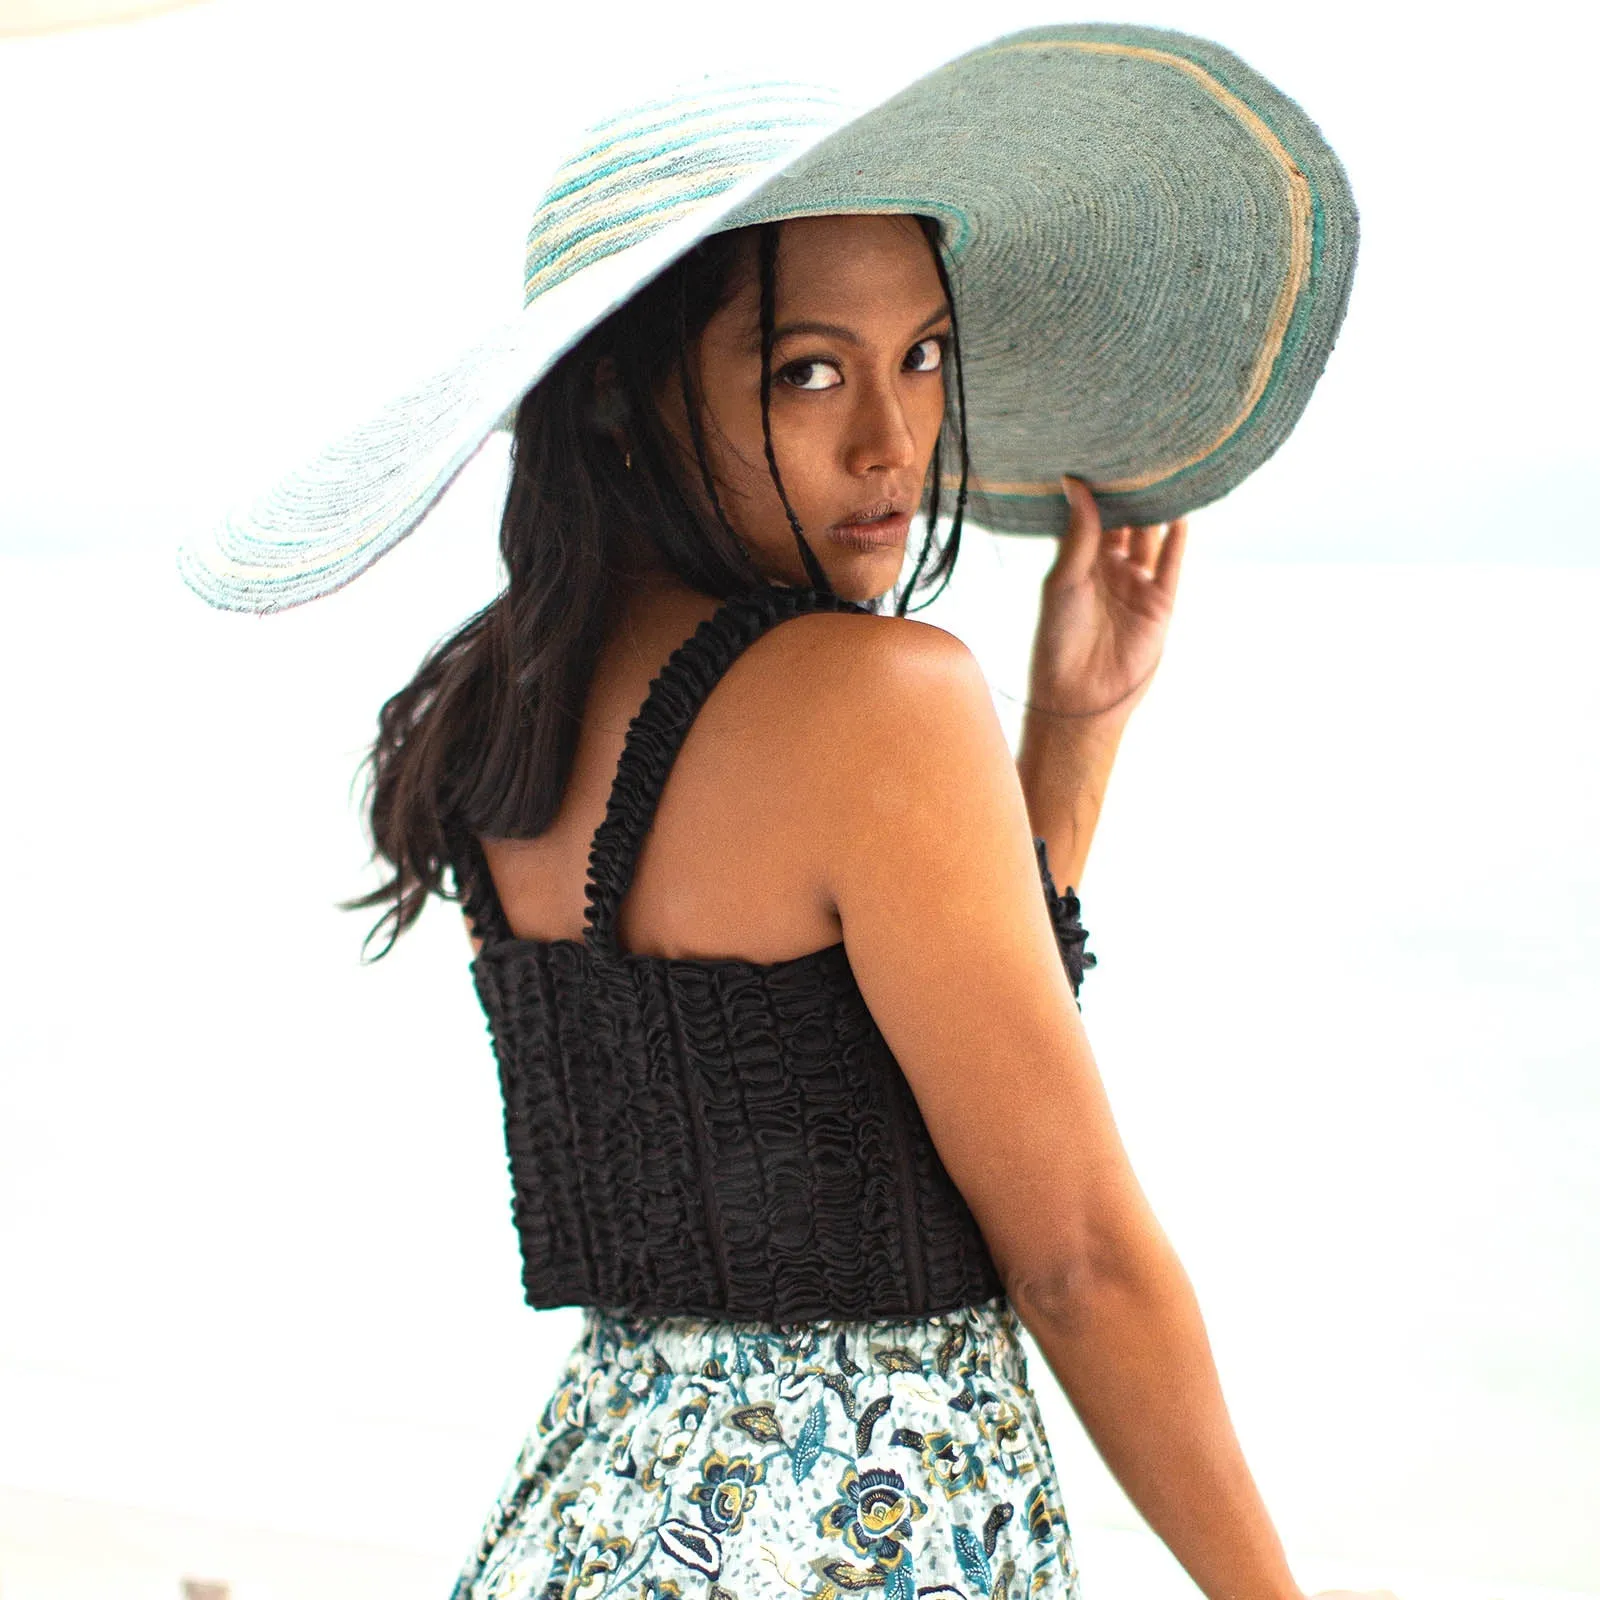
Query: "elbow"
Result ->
[[1003, 1257, 1090, 1329], [1000, 1204, 1166, 1332]]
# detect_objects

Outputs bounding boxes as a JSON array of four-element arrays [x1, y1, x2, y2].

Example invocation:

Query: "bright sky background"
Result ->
[[1, 1, 1597, 1597]]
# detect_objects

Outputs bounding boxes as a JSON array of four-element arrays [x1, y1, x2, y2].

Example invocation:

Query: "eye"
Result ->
[[778, 358, 843, 391], [905, 335, 947, 373]]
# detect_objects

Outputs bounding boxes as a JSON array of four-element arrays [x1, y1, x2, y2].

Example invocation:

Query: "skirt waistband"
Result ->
[[576, 1293, 1030, 1390]]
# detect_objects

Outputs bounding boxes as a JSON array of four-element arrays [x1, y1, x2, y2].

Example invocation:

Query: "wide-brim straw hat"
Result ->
[[177, 20, 1358, 614]]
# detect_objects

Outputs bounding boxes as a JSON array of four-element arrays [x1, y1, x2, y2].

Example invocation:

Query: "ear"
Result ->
[[590, 355, 631, 446]]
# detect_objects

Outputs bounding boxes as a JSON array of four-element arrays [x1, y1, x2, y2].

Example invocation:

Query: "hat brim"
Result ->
[[175, 104, 862, 614], [179, 22, 1356, 613]]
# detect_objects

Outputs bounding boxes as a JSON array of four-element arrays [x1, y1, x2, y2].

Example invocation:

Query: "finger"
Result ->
[[1152, 515, 1188, 600], [1105, 523, 1133, 560], [1128, 523, 1161, 574], [1055, 475, 1103, 586]]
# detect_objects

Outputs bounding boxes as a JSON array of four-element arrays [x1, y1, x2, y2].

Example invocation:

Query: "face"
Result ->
[[659, 213, 952, 602]]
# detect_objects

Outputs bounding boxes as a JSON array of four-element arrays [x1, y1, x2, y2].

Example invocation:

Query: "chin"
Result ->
[[827, 553, 904, 607], [758, 541, 905, 604]]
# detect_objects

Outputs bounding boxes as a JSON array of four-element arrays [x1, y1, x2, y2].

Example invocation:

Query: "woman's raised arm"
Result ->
[[1016, 476, 1187, 891]]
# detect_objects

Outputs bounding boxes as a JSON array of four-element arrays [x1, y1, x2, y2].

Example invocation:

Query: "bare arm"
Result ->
[[816, 618, 1305, 1600], [1014, 1202, 1301, 1600], [1016, 703, 1129, 891], [1015, 476, 1186, 889]]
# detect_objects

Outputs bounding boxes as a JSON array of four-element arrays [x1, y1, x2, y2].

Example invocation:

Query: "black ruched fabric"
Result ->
[[452, 582, 1096, 1323]]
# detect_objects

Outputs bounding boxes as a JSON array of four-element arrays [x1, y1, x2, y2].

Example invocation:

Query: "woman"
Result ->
[[179, 26, 1381, 1600]]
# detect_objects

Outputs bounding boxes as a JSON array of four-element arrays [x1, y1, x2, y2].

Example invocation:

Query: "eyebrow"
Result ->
[[750, 302, 953, 352]]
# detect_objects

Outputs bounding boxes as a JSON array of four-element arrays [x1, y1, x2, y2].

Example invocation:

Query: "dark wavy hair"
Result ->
[[344, 213, 971, 958]]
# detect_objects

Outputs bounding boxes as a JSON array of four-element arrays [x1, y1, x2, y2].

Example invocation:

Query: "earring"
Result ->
[[624, 449, 632, 471]]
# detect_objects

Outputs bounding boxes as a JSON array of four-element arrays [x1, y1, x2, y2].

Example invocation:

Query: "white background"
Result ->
[[1, 0, 1596, 1597]]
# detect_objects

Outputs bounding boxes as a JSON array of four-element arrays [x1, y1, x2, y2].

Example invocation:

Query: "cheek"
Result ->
[[917, 383, 949, 445], [707, 387, 784, 485], [724, 391, 837, 495], [773, 401, 860, 503]]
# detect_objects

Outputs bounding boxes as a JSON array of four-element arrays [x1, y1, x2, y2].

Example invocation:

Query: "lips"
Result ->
[[832, 498, 909, 529], [826, 508, 911, 551]]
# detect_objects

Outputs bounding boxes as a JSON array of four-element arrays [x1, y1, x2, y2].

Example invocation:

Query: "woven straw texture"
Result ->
[[177, 22, 1357, 614]]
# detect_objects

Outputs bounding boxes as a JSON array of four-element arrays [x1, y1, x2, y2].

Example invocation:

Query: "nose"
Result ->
[[843, 375, 919, 477]]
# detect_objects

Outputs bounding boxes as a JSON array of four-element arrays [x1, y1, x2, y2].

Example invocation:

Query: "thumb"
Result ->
[[1050, 475, 1103, 588]]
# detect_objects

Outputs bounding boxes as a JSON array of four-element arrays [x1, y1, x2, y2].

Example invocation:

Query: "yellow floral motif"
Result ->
[[818, 1463, 929, 1561], [871, 1346, 922, 1373], [687, 1449, 767, 1535], [975, 1394, 1034, 1476], [729, 1402, 785, 1443], [641, 1391, 711, 1491], [547, 1480, 603, 1558], [543, 1374, 591, 1432], [608, 1425, 637, 1477], [1024, 1482, 1069, 1546], [917, 1428, 988, 1498], [606, 1365, 655, 1419], [571, 1529, 633, 1600]]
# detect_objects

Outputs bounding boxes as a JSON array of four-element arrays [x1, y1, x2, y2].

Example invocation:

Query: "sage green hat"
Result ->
[[177, 20, 1357, 613]]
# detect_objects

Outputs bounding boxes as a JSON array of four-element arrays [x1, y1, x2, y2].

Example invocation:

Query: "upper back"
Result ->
[[474, 577, 903, 964]]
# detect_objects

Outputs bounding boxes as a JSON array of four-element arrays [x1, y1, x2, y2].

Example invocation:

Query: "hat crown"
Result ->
[[522, 77, 852, 308]]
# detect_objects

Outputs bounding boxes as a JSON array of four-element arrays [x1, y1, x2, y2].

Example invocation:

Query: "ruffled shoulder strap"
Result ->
[[583, 581, 870, 959]]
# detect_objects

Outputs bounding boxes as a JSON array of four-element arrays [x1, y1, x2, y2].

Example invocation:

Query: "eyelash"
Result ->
[[777, 333, 950, 391]]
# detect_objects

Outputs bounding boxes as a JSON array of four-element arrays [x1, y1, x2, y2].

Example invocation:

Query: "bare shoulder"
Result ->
[[737, 603, 962, 665], [733, 605, 1008, 903], [758, 607, 1010, 828], [709, 605, 979, 787], [739, 606, 985, 736]]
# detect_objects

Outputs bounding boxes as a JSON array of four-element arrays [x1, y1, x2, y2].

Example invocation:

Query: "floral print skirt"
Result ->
[[450, 1292, 1082, 1600]]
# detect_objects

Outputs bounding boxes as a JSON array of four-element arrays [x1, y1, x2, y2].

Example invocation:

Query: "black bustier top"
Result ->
[[450, 582, 1095, 1324]]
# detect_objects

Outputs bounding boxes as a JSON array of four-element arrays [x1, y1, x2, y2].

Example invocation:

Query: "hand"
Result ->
[[1025, 475, 1187, 724]]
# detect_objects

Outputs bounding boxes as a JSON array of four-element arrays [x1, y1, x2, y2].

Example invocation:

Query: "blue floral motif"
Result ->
[[917, 1429, 988, 1499], [571, 1529, 634, 1600], [606, 1366, 655, 1420], [687, 1448, 767, 1535], [657, 1516, 723, 1577], [636, 1577, 682, 1600], [608, 1425, 639, 1479], [952, 1524, 991, 1594], [790, 1399, 828, 1482], [1023, 1482, 1068, 1545], [641, 1388, 711, 1492], [814, 1461, 930, 1594], [974, 1393, 1034, 1480], [546, 1480, 602, 1560]]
